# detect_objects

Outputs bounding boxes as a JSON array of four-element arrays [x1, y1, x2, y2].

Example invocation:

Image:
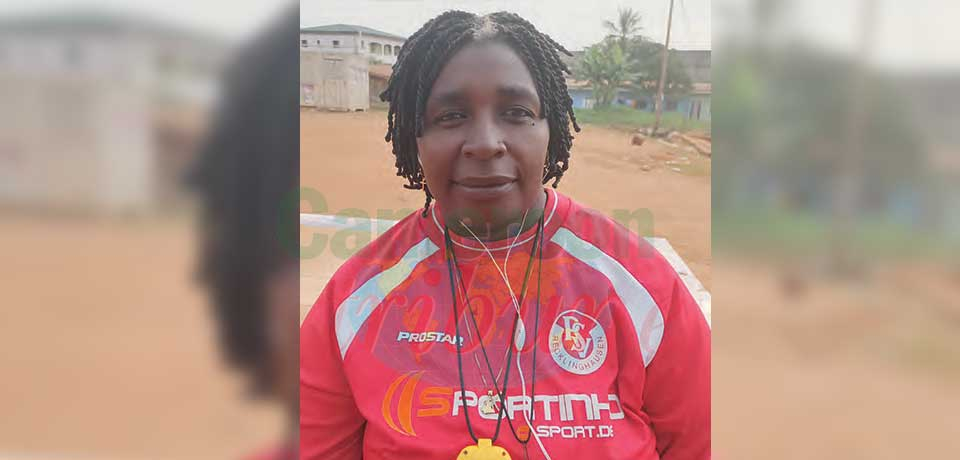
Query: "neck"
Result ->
[[447, 189, 547, 242]]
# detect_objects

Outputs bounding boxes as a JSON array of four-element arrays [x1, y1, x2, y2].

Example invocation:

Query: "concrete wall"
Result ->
[[369, 76, 389, 107], [300, 51, 369, 111], [300, 32, 404, 65], [300, 33, 361, 53], [0, 76, 154, 213]]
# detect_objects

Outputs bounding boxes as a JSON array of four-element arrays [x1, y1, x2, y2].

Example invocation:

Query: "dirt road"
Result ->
[[0, 215, 284, 458]]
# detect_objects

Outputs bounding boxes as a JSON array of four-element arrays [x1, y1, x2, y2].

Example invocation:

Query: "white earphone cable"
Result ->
[[458, 211, 552, 460]]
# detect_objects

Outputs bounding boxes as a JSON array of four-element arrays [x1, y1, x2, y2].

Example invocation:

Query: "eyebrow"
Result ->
[[429, 89, 468, 108], [496, 84, 539, 104], [427, 85, 540, 109]]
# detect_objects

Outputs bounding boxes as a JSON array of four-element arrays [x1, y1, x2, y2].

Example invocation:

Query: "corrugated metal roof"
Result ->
[[300, 24, 406, 41]]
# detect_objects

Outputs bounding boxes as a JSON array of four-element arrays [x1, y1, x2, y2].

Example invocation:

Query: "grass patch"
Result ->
[[574, 106, 711, 133], [714, 206, 960, 262]]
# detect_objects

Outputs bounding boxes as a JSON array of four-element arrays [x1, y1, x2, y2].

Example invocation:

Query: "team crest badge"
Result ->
[[548, 310, 607, 375]]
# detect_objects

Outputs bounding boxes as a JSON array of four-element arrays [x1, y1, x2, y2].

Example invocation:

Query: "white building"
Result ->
[[300, 52, 369, 111], [0, 9, 227, 213], [300, 24, 405, 65]]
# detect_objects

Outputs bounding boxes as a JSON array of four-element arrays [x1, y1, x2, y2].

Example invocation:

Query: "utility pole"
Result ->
[[830, 0, 877, 276], [652, 0, 675, 136]]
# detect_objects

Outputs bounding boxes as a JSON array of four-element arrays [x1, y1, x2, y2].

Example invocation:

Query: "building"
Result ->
[[299, 24, 405, 65], [300, 51, 369, 111], [672, 50, 711, 121], [368, 63, 393, 107], [565, 49, 711, 121], [0, 9, 227, 213]]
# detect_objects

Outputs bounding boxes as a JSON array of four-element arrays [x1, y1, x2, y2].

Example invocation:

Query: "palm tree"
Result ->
[[603, 7, 643, 52]]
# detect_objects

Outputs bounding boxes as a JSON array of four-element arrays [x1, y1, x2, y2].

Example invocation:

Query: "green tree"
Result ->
[[576, 9, 692, 110], [624, 38, 693, 98], [576, 40, 632, 108]]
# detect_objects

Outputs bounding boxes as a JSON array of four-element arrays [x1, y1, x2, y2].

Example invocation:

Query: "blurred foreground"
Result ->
[[714, 0, 959, 457], [0, 215, 285, 458], [0, 3, 294, 458]]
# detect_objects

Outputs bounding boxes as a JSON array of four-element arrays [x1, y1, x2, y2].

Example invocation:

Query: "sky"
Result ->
[[301, 0, 713, 51], [0, 0, 293, 41], [715, 0, 960, 71], [1, 0, 955, 69]]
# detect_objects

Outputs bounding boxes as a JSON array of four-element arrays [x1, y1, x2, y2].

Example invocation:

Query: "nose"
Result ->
[[461, 115, 505, 159]]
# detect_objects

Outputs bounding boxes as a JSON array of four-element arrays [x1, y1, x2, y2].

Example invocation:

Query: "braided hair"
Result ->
[[379, 11, 581, 217]]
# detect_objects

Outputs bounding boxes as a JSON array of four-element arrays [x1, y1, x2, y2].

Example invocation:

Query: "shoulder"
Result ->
[[551, 195, 704, 364], [551, 195, 685, 317]]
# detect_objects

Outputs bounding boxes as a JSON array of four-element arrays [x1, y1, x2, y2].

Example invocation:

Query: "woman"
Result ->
[[301, 11, 710, 460]]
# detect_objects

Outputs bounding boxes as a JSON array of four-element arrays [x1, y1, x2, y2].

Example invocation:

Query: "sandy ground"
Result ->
[[299, 109, 711, 318], [714, 259, 960, 458], [0, 215, 285, 459]]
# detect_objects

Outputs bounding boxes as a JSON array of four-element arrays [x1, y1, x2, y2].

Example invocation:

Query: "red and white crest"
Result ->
[[548, 310, 608, 375]]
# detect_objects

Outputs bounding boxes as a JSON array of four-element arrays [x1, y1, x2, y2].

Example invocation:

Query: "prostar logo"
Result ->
[[549, 310, 608, 375], [396, 330, 464, 346]]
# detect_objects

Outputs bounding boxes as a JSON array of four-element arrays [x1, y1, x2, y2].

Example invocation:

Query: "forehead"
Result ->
[[427, 41, 538, 102]]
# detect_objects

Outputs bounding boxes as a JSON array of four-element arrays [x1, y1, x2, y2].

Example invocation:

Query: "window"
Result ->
[[383, 45, 391, 55], [394, 46, 400, 56], [301, 39, 307, 47], [332, 40, 340, 47]]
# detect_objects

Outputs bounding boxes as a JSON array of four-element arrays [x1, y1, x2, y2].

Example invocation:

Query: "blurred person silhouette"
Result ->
[[186, 5, 298, 460]]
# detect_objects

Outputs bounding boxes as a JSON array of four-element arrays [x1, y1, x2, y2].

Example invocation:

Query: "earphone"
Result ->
[[459, 210, 552, 460]]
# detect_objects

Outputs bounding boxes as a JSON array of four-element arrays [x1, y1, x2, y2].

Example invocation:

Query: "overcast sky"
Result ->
[[1, 1, 956, 70], [301, 0, 712, 51], [715, 0, 959, 71], [0, 0, 292, 41]]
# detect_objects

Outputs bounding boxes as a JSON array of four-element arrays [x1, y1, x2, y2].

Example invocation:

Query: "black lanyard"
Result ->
[[443, 215, 545, 445]]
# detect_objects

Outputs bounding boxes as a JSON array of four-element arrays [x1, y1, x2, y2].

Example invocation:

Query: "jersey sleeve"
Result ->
[[643, 274, 711, 459], [300, 277, 366, 459]]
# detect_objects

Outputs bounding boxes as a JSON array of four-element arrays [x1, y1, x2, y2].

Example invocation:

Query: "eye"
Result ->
[[436, 111, 467, 123], [504, 107, 535, 120]]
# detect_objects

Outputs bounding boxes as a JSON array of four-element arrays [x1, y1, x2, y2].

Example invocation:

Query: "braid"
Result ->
[[381, 11, 580, 215]]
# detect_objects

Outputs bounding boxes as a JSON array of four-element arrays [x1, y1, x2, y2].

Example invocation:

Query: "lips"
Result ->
[[451, 175, 517, 200], [453, 175, 517, 187]]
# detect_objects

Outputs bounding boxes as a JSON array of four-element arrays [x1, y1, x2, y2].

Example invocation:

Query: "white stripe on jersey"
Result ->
[[550, 227, 665, 367], [334, 237, 439, 359]]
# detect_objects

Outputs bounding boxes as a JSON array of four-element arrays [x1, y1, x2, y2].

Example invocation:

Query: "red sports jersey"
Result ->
[[301, 190, 710, 459]]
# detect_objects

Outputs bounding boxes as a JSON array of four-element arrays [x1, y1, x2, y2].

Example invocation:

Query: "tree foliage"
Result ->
[[576, 7, 692, 108], [577, 40, 631, 107]]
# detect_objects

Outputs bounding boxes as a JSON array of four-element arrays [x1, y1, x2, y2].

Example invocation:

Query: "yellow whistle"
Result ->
[[456, 438, 511, 459]]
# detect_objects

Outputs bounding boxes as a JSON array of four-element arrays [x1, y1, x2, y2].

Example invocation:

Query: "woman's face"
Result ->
[[416, 40, 549, 235]]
